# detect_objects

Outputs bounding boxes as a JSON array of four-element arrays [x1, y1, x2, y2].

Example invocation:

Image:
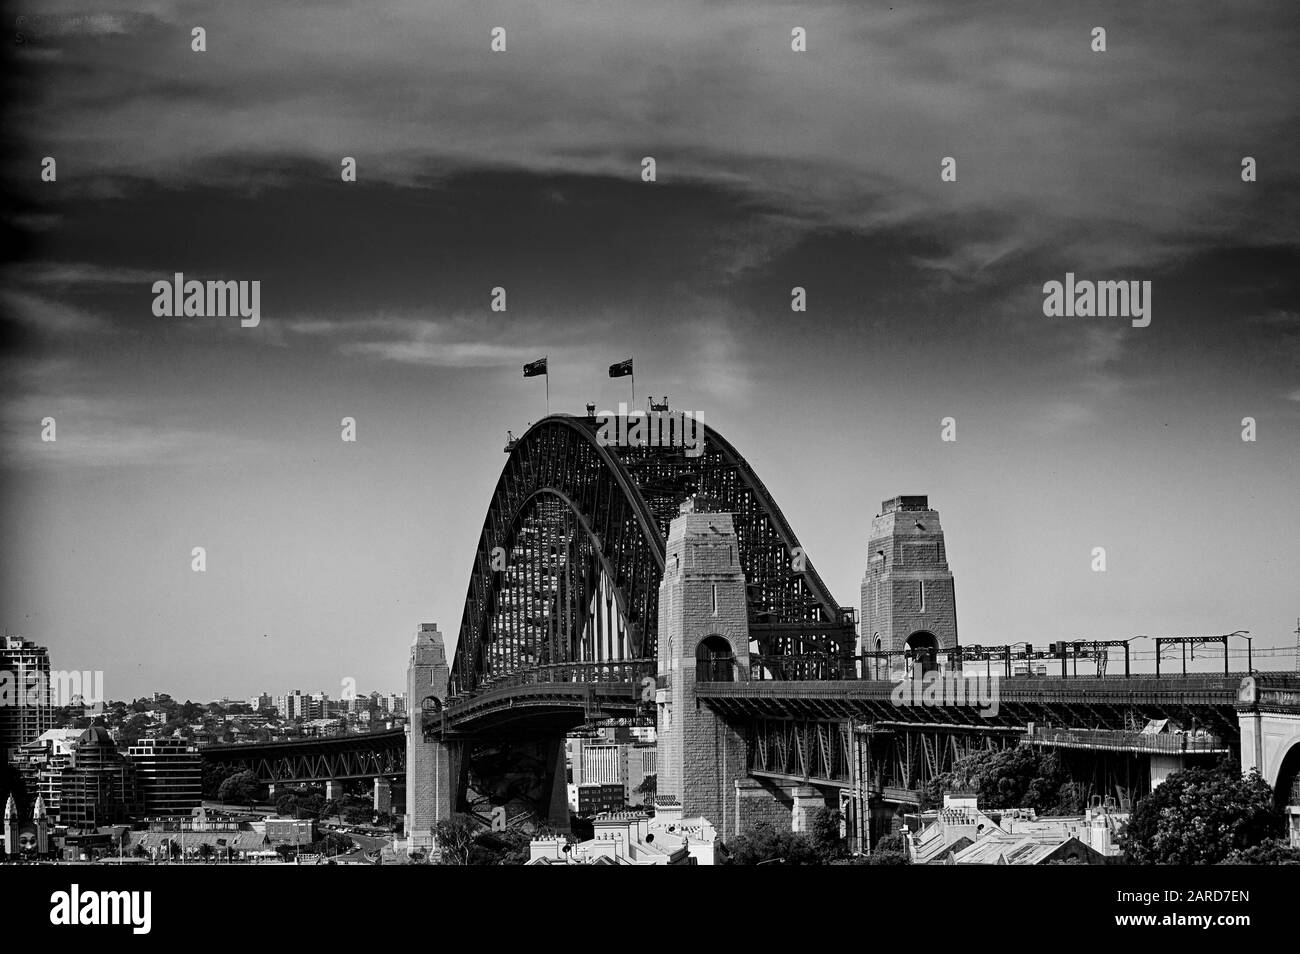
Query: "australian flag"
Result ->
[[523, 357, 547, 377], [608, 357, 633, 378]]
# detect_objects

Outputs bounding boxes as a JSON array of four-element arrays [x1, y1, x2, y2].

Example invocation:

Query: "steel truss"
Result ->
[[750, 717, 854, 785], [451, 414, 849, 697], [861, 723, 1021, 796], [204, 733, 405, 784]]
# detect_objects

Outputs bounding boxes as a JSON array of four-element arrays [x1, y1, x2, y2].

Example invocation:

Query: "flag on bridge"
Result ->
[[608, 357, 633, 377], [523, 357, 548, 377]]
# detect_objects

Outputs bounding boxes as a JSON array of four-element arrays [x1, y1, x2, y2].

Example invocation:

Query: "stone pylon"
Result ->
[[654, 497, 750, 839], [406, 623, 452, 851]]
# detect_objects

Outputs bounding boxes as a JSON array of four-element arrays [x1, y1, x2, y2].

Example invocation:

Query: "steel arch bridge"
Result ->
[[448, 412, 855, 703]]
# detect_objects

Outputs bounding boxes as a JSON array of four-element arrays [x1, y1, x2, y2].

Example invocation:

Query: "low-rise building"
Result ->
[[528, 801, 717, 865], [904, 793, 1125, 865], [264, 816, 317, 845]]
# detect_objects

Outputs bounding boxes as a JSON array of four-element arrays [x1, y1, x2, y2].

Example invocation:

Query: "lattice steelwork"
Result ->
[[863, 724, 1020, 794], [750, 718, 854, 785], [203, 730, 405, 784], [451, 414, 849, 696]]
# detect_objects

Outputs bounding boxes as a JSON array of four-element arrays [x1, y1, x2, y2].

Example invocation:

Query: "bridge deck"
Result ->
[[695, 672, 1300, 735]]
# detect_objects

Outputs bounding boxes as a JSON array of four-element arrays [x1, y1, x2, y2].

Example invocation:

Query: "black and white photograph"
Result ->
[[2, 0, 1298, 936]]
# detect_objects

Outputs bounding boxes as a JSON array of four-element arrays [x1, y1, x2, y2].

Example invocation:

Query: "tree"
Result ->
[[855, 850, 911, 865], [275, 844, 297, 862], [471, 828, 531, 865], [925, 745, 1079, 814], [809, 807, 846, 862], [1121, 766, 1282, 865], [433, 815, 480, 865], [634, 774, 657, 800], [1219, 839, 1300, 865], [717, 823, 819, 865], [203, 761, 238, 798], [856, 832, 912, 865], [217, 769, 260, 808], [342, 804, 370, 825], [875, 833, 908, 854], [196, 842, 214, 861], [119, 713, 151, 748], [321, 832, 354, 856]]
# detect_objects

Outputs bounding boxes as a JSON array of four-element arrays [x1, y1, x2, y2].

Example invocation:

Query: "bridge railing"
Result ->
[[1025, 726, 1229, 753], [743, 651, 1293, 684], [750, 654, 857, 681], [473, 659, 655, 693]]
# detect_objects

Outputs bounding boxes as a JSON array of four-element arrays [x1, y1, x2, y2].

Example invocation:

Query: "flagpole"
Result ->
[[630, 355, 635, 410], [545, 356, 550, 416]]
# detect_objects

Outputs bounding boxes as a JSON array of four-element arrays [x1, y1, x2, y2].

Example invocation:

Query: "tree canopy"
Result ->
[[1121, 765, 1282, 865], [217, 769, 261, 807], [718, 822, 819, 865], [925, 745, 1085, 814]]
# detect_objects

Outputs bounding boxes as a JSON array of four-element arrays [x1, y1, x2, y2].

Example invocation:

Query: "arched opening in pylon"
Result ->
[[696, 635, 736, 682], [906, 630, 939, 672]]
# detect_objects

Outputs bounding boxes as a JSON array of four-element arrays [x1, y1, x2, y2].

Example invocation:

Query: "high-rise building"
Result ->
[[277, 690, 308, 721], [0, 636, 52, 761], [248, 692, 272, 711], [127, 737, 201, 816], [308, 691, 329, 720], [859, 496, 958, 663], [578, 744, 623, 786], [14, 728, 81, 818], [58, 727, 139, 829]]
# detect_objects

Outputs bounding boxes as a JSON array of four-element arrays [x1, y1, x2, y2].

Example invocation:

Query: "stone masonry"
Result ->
[[405, 622, 452, 851], [859, 495, 958, 654], [655, 497, 750, 842]]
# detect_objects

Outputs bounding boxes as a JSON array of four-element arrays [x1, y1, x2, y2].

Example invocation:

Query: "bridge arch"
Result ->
[[1276, 739, 1300, 849], [450, 414, 849, 696], [1275, 740, 1300, 810]]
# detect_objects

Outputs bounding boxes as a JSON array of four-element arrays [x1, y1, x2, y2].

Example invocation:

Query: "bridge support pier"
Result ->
[[656, 500, 751, 842], [1149, 753, 1186, 789], [325, 779, 342, 802], [1237, 677, 1300, 847], [374, 777, 392, 815], [406, 623, 453, 852], [791, 786, 825, 833]]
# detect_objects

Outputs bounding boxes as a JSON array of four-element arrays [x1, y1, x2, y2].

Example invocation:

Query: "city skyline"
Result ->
[[3, 1, 1298, 701]]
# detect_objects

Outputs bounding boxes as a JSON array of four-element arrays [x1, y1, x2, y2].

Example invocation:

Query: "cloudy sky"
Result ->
[[2, 0, 1298, 701]]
